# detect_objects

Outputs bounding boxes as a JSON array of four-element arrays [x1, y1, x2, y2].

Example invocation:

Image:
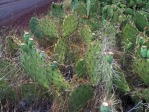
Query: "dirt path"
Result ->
[[0, 0, 56, 27]]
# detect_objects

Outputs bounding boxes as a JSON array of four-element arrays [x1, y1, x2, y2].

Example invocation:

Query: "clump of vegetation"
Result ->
[[1, 0, 149, 111]]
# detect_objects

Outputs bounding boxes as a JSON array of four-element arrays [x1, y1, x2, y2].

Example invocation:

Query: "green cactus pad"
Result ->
[[70, 0, 79, 11], [75, 2, 86, 18], [80, 25, 93, 44], [134, 11, 149, 32], [54, 38, 67, 64], [86, 0, 90, 18], [86, 18, 99, 31], [51, 2, 65, 18], [21, 83, 38, 100], [122, 24, 138, 45], [124, 8, 134, 15], [20, 48, 51, 89], [39, 17, 59, 38], [102, 4, 120, 22], [69, 84, 93, 111], [0, 79, 15, 100], [140, 46, 147, 58], [62, 14, 78, 38], [133, 58, 149, 85], [113, 67, 130, 92], [47, 68, 70, 91], [132, 88, 149, 102], [75, 59, 87, 78], [90, 0, 99, 13], [29, 17, 43, 38], [85, 41, 101, 85]]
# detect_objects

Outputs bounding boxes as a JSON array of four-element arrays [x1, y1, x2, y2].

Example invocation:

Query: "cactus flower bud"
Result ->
[[105, 52, 114, 64], [21, 43, 28, 53], [23, 31, 30, 44], [140, 46, 147, 58], [138, 37, 143, 46], [147, 49, 149, 59], [99, 102, 110, 112], [127, 42, 133, 50], [51, 61, 58, 70], [28, 38, 34, 49]]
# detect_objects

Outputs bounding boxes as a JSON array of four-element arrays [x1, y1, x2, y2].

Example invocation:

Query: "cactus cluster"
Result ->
[[4, 0, 149, 111], [20, 32, 70, 91], [20, 21, 95, 110]]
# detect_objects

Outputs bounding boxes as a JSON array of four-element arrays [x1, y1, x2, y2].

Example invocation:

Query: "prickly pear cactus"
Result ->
[[20, 43, 51, 88], [51, 2, 65, 18], [20, 33, 70, 91], [29, 17, 43, 38], [85, 41, 101, 85], [113, 67, 130, 92], [85, 18, 99, 31], [0, 79, 15, 100], [5, 36, 20, 55], [134, 11, 149, 32], [90, 0, 99, 14], [132, 88, 149, 102], [62, 14, 78, 37], [54, 38, 67, 64], [21, 83, 38, 100], [122, 24, 138, 45], [75, 59, 87, 78], [132, 58, 149, 85], [69, 84, 93, 111], [39, 17, 59, 38], [86, 0, 90, 18], [102, 4, 120, 22], [75, 1, 86, 18], [47, 66, 71, 91], [70, 0, 79, 11], [124, 8, 134, 15], [80, 25, 93, 44]]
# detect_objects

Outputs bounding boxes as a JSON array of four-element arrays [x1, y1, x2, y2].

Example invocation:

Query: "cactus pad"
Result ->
[[80, 25, 93, 44], [39, 17, 59, 38], [113, 68, 130, 92], [69, 84, 93, 111], [0, 79, 15, 100], [29, 17, 43, 38], [85, 41, 101, 85], [122, 24, 138, 45], [132, 88, 149, 102], [75, 2, 86, 18], [54, 38, 67, 64], [75, 59, 87, 78], [51, 2, 65, 18], [20, 47, 51, 88], [62, 14, 78, 38], [48, 67, 70, 91], [132, 58, 149, 85], [134, 11, 149, 32]]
